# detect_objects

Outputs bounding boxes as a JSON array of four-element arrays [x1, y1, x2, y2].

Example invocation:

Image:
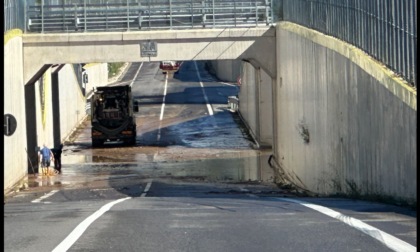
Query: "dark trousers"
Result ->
[[41, 158, 50, 168], [54, 157, 62, 172]]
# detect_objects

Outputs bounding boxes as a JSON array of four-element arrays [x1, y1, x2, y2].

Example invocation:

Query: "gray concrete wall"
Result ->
[[56, 65, 94, 142], [4, 30, 108, 194], [272, 22, 416, 203], [209, 60, 241, 83], [35, 63, 108, 150], [238, 62, 273, 148], [35, 67, 55, 147], [4, 30, 28, 191], [83, 63, 109, 96], [239, 62, 258, 144], [258, 70, 273, 147]]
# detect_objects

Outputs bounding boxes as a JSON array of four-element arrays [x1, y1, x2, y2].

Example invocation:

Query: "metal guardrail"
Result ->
[[25, 0, 273, 33], [4, 0, 25, 31], [228, 96, 239, 112], [279, 0, 417, 88]]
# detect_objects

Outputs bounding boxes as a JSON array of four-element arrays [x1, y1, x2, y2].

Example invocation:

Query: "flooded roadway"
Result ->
[[25, 61, 276, 192], [6, 62, 416, 252]]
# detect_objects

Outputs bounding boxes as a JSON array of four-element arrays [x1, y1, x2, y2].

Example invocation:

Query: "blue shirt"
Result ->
[[40, 147, 51, 160]]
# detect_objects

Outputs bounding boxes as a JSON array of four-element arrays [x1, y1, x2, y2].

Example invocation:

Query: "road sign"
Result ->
[[4, 114, 17, 136], [140, 41, 157, 57]]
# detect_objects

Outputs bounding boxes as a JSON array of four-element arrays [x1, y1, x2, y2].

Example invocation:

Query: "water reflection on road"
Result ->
[[26, 60, 275, 191], [27, 146, 275, 190]]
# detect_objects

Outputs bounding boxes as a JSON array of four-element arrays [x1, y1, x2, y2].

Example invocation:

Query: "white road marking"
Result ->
[[31, 190, 58, 203], [141, 181, 152, 197], [52, 197, 131, 252], [219, 81, 237, 87], [200, 82, 214, 116], [157, 74, 168, 142], [129, 62, 144, 87], [194, 61, 213, 116], [160, 74, 168, 120], [280, 198, 416, 252]]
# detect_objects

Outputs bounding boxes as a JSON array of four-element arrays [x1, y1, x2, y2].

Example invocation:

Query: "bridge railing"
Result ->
[[4, 0, 25, 31], [25, 0, 273, 33], [277, 0, 417, 88]]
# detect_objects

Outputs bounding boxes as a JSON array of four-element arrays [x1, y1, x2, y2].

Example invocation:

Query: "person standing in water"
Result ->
[[38, 144, 54, 175]]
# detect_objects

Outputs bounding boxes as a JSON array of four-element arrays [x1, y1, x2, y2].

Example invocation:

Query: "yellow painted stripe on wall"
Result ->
[[83, 63, 100, 68], [4, 29, 22, 45], [42, 69, 51, 129]]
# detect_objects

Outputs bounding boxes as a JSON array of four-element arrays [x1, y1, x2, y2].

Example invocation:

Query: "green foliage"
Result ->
[[108, 62, 125, 79]]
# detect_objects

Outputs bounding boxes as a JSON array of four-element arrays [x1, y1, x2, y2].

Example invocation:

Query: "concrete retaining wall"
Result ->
[[57, 65, 92, 142], [4, 30, 108, 194], [258, 70, 273, 147], [83, 63, 109, 96], [239, 62, 258, 144], [209, 60, 241, 83], [4, 30, 27, 191], [238, 62, 273, 148], [35, 67, 55, 147], [272, 22, 416, 204], [210, 59, 274, 148]]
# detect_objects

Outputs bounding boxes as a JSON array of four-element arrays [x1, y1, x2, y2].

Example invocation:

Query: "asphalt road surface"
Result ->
[[4, 61, 416, 252]]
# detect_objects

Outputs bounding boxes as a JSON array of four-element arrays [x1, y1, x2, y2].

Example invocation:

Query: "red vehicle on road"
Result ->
[[159, 61, 181, 73]]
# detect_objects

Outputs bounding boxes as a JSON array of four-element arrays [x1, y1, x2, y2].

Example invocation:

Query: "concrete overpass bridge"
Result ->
[[22, 0, 276, 86], [23, 27, 276, 85], [4, 0, 416, 206]]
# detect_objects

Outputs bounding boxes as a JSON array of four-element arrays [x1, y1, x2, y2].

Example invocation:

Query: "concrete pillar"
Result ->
[[51, 71, 62, 148], [24, 83, 38, 174], [257, 68, 273, 148]]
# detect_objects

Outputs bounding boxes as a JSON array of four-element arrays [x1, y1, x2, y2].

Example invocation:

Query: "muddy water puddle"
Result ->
[[27, 147, 275, 190]]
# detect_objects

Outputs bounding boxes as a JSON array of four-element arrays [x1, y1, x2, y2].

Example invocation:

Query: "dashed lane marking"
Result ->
[[157, 74, 168, 142], [141, 181, 152, 197]]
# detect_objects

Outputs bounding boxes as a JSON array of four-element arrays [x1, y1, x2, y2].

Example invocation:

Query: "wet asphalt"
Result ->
[[13, 60, 278, 197], [4, 61, 416, 252]]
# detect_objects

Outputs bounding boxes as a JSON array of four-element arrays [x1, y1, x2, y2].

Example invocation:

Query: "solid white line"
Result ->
[[200, 81, 214, 116], [52, 197, 131, 252], [160, 74, 168, 120], [141, 182, 152, 198], [129, 62, 144, 87], [280, 198, 416, 252], [31, 190, 58, 203], [193, 61, 213, 116], [157, 75, 168, 142], [157, 122, 163, 142]]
